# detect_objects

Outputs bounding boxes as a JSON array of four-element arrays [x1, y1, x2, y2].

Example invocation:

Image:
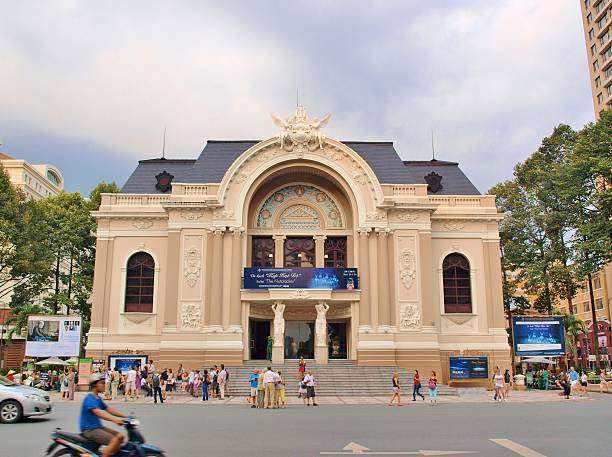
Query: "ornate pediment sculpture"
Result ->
[[271, 105, 331, 154]]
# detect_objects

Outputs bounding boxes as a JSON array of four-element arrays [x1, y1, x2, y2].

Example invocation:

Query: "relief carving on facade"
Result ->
[[183, 247, 201, 287], [213, 208, 234, 220], [271, 301, 286, 346], [291, 289, 309, 299], [132, 219, 154, 230], [396, 211, 419, 222], [365, 211, 387, 222], [350, 166, 368, 185], [399, 248, 417, 289], [443, 221, 465, 231], [271, 105, 330, 153], [399, 303, 421, 330], [179, 209, 204, 220], [181, 303, 201, 330]]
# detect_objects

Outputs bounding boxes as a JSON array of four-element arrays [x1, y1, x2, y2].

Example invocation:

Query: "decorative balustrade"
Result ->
[[429, 195, 495, 207], [183, 185, 209, 196], [111, 194, 171, 206]]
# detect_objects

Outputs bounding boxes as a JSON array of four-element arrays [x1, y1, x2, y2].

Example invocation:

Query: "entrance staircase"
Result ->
[[205, 360, 457, 397]]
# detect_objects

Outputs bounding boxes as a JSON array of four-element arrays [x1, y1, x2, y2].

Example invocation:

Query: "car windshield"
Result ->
[[0, 375, 16, 386]]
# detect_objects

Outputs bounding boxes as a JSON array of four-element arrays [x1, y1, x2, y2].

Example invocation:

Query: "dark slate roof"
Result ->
[[121, 140, 479, 195]]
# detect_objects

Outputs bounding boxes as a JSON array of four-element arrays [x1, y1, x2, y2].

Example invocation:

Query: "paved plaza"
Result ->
[[1, 392, 609, 457]]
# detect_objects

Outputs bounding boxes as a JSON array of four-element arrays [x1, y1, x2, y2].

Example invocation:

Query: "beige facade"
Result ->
[[86, 108, 510, 383], [580, 0, 612, 118], [0, 152, 64, 201]]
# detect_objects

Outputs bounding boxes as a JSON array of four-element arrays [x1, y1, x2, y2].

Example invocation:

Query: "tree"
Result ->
[[0, 166, 53, 304], [88, 181, 120, 211], [558, 312, 586, 369], [5, 304, 48, 343], [567, 111, 612, 367]]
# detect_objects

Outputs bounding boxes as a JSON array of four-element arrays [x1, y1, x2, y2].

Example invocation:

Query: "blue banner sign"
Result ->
[[512, 316, 566, 356], [244, 267, 359, 290], [449, 357, 489, 379]]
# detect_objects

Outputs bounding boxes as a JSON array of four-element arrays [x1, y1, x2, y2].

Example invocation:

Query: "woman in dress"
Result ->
[[503, 369, 512, 401], [59, 370, 68, 399], [428, 371, 438, 405], [389, 372, 401, 406], [67, 367, 75, 401], [412, 369, 424, 401], [493, 367, 504, 402], [298, 357, 306, 377]]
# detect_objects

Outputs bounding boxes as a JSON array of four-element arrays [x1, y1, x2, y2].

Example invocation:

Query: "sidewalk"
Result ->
[[49, 389, 597, 406]]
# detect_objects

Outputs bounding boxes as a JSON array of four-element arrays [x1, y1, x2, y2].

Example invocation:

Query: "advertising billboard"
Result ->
[[108, 355, 148, 374], [449, 357, 489, 380], [25, 315, 81, 357], [244, 267, 359, 290], [512, 316, 566, 356]]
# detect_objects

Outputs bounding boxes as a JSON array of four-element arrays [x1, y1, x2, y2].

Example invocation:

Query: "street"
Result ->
[[1, 394, 610, 457]]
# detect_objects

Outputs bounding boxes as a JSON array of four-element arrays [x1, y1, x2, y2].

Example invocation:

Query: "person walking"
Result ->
[[110, 368, 119, 400], [135, 369, 141, 399], [427, 371, 438, 405], [257, 368, 265, 408], [152, 371, 163, 404], [493, 367, 504, 402], [299, 357, 306, 377], [275, 370, 286, 408], [412, 370, 424, 401], [298, 374, 307, 404], [568, 366, 579, 395], [218, 364, 227, 400], [503, 369, 512, 401], [249, 369, 259, 408], [104, 368, 112, 400], [599, 370, 609, 393], [202, 369, 210, 401], [67, 367, 76, 401], [389, 372, 401, 406], [125, 366, 137, 401], [60, 370, 68, 399], [303, 370, 317, 406], [263, 366, 276, 408], [580, 371, 589, 397]]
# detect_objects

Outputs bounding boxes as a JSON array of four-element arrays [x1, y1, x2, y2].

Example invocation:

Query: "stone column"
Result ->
[[273, 235, 286, 268], [229, 227, 244, 332], [313, 235, 327, 268], [203, 230, 213, 326], [271, 301, 285, 364], [90, 238, 114, 331], [164, 230, 181, 327], [222, 230, 233, 329], [315, 302, 330, 364], [209, 227, 225, 331], [376, 229, 390, 330], [357, 229, 371, 330], [418, 232, 435, 327], [387, 231, 397, 327], [369, 229, 379, 330]]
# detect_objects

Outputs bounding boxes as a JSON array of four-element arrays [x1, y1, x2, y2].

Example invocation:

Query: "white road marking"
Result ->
[[490, 439, 547, 457], [320, 443, 477, 456]]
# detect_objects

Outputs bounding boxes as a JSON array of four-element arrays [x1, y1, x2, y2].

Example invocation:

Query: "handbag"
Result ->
[[428, 381, 436, 390]]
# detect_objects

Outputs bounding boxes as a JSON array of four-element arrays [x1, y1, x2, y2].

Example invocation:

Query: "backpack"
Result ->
[[152, 374, 161, 388]]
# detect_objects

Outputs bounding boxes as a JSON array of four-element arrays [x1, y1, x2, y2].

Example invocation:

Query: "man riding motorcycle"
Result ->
[[80, 373, 128, 457]]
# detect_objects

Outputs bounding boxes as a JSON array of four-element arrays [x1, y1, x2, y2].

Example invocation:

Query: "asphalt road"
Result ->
[[1, 395, 610, 457]]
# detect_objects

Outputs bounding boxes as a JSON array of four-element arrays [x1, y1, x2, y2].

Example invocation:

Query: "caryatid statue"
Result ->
[[271, 302, 286, 346], [315, 302, 330, 347], [271, 105, 331, 153]]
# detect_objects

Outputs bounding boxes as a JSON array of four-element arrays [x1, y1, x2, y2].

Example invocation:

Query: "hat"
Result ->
[[88, 373, 104, 387], [7, 370, 15, 375]]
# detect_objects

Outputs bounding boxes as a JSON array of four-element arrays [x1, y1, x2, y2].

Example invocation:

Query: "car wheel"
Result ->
[[0, 400, 23, 424], [51, 450, 79, 457]]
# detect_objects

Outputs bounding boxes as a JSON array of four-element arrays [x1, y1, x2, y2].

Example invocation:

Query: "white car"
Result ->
[[0, 375, 52, 423]]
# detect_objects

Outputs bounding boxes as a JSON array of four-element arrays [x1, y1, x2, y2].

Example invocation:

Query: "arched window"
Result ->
[[442, 253, 472, 314], [125, 252, 155, 313]]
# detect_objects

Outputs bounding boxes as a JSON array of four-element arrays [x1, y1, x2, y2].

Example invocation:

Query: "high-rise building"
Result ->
[[580, 0, 612, 118]]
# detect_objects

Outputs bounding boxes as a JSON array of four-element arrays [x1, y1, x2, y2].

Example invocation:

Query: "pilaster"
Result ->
[[313, 235, 327, 268], [273, 234, 286, 268], [209, 227, 225, 329], [229, 227, 244, 330], [164, 230, 181, 326], [376, 229, 390, 329], [357, 229, 371, 330]]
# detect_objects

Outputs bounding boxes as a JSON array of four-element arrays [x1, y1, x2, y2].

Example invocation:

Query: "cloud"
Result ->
[[0, 1, 594, 193]]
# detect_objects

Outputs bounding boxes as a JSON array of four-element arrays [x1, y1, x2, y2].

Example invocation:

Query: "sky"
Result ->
[[0, 1, 595, 195]]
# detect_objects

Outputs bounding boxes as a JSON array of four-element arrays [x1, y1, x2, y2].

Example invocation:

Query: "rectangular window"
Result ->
[[594, 59, 600, 70], [588, 12, 593, 24], [602, 30, 611, 45], [607, 85, 612, 96], [590, 28, 596, 40], [596, 298, 604, 309], [324, 237, 347, 268], [584, 301, 591, 312], [598, 14, 608, 30], [598, 92, 604, 103], [606, 66, 612, 78], [251, 236, 274, 267], [585, 0, 590, 8], [603, 47, 612, 61], [570, 304, 578, 314], [596, 76, 602, 87], [596, 0, 607, 14], [284, 237, 315, 267], [592, 44, 597, 56]]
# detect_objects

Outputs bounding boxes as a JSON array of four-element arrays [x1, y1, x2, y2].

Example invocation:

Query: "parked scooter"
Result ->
[[46, 416, 165, 456]]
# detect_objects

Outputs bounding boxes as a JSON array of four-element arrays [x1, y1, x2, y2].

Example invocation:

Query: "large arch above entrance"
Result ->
[[217, 137, 384, 227]]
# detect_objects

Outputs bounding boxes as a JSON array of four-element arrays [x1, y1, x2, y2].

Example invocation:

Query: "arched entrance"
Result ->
[[241, 164, 358, 362]]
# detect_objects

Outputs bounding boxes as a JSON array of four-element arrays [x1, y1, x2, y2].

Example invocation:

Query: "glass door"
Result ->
[[328, 322, 347, 359], [284, 321, 314, 359]]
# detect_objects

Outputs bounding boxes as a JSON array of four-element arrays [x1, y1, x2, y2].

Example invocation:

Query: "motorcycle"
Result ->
[[46, 416, 165, 456]]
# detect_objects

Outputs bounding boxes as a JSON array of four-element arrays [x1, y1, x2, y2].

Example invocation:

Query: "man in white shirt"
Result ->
[[104, 368, 112, 399], [218, 364, 227, 399], [125, 366, 137, 401], [263, 367, 276, 409], [303, 370, 317, 406]]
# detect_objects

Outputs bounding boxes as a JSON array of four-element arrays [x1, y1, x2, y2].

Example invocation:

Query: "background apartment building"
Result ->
[[580, 0, 612, 118]]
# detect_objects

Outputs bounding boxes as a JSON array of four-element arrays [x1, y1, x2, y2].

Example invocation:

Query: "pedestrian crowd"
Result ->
[[388, 369, 436, 406]]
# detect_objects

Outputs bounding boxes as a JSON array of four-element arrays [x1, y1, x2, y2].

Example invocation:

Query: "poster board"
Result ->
[[25, 315, 81, 357], [107, 355, 148, 374], [512, 316, 566, 356], [449, 357, 489, 380], [244, 267, 358, 289]]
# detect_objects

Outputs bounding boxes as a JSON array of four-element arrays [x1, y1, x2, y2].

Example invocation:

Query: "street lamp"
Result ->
[[0, 327, 5, 369]]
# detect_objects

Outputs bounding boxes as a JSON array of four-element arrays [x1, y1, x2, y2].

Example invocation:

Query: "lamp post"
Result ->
[[0, 327, 6, 369]]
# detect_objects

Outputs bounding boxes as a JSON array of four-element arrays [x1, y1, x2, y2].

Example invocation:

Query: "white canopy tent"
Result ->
[[35, 357, 68, 366], [521, 356, 558, 364]]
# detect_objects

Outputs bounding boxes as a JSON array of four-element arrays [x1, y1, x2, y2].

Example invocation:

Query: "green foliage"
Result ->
[[88, 181, 120, 211], [5, 304, 49, 342]]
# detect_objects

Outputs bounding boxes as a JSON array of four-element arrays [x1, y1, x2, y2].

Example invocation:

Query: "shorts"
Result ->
[[125, 381, 134, 391], [165, 384, 173, 391], [306, 386, 316, 398], [581, 381, 588, 387], [392, 387, 400, 394], [250, 387, 257, 397], [81, 426, 119, 445]]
